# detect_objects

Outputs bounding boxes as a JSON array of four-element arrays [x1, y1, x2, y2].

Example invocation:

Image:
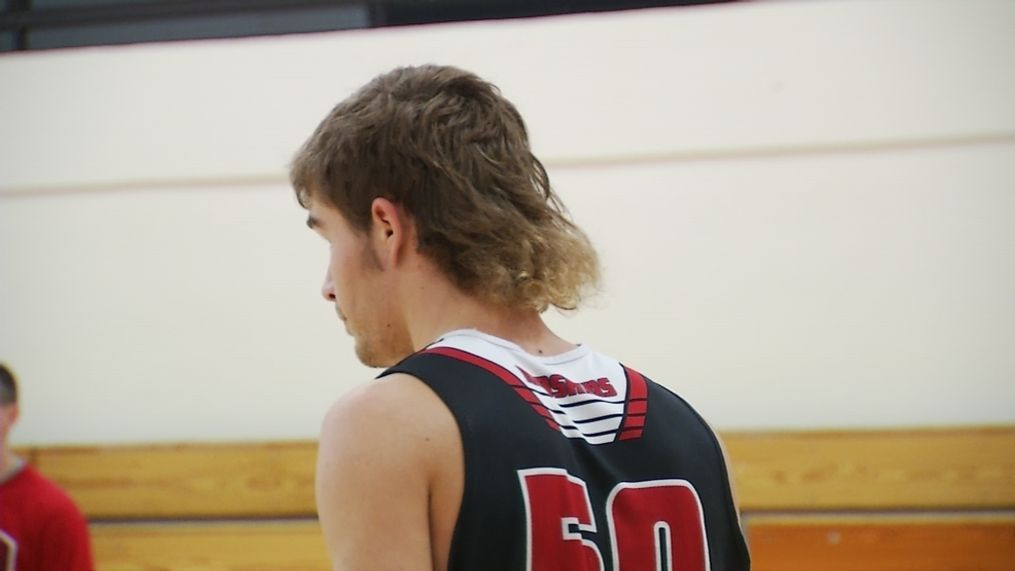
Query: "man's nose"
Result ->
[[321, 272, 336, 302]]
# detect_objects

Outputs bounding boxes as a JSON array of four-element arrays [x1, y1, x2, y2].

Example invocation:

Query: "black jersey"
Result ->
[[382, 329, 750, 571]]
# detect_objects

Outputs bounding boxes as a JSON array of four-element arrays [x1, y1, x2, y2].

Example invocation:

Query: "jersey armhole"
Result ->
[[652, 383, 749, 533], [383, 357, 475, 570]]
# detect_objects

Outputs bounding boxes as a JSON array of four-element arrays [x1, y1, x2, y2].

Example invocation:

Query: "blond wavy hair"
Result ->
[[290, 65, 599, 312]]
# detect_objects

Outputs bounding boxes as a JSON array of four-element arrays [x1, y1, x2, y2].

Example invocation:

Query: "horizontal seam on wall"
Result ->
[[2, 131, 1014, 197]]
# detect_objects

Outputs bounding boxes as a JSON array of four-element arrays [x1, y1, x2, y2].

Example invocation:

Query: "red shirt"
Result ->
[[0, 464, 94, 571]]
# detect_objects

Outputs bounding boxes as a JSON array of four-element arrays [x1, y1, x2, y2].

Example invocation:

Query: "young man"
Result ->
[[292, 65, 750, 571], [0, 364, 94, 571]]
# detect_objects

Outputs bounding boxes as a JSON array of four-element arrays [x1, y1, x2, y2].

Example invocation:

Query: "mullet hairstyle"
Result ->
[[290, 65, 599, 312]]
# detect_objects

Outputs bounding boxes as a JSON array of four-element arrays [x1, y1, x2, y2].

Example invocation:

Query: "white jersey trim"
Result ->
[[429, 329, 634, 445]]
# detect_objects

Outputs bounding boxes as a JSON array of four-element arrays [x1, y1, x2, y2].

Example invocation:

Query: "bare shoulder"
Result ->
[[316, 373, 461, 571], [320, 372, 456, 453]]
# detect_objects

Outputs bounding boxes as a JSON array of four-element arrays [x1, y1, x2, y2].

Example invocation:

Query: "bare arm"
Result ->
[[316, 373, 456, 571]]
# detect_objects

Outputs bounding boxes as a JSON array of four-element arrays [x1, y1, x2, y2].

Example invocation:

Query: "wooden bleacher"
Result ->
[[19, 426, 1015, 570]]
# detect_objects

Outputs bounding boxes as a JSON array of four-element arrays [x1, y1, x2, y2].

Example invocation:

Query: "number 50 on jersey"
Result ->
[[519, 468, 710, 571]]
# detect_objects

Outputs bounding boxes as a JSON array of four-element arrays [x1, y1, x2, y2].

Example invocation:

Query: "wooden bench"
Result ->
[[725, 427, 1015, 571], [20, 426, 1015, 570]]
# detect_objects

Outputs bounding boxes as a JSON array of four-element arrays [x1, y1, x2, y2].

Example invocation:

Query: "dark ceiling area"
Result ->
[[0, 0, 735, 52]]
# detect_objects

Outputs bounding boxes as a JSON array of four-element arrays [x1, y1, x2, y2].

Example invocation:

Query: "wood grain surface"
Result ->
[[748, 515, 1015, 571], [91, 521, 328, 571], [35, 441, 317, 519], [89, 515, 1015, 571], [724, 426, 1015, 510], [29, 427, 1013, 519]]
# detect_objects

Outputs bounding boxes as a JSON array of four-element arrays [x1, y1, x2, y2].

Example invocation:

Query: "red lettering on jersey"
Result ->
[[597, 377, 618, 397], [519, 469, 605, 571], [608, 481, 709, 571], [521, 369, 618, 399]]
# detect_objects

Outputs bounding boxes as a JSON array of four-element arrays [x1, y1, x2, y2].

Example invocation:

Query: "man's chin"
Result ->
[[353, 339, 412, 369], [354, 341, 395, 369]]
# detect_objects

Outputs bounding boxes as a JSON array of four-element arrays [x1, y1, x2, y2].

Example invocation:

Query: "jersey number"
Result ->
[[519, 468, 709, 571]]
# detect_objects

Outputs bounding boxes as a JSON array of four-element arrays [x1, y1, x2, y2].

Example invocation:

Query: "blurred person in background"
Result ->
[[0, 363, 93, 571]]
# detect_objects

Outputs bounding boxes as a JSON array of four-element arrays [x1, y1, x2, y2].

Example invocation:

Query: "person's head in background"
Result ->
[[291, 64, 599, 367], [0, 364, 19, 469]]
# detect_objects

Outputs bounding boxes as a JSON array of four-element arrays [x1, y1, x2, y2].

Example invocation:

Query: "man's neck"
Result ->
[[407, 289, 575, 357], [395, 257, 578, 358]]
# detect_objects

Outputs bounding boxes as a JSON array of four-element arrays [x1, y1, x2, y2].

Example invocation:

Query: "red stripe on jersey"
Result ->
[[626, 400, 648, 416], [619, 366, 649, 441], [618, 428, 644, 441], [622, 415, 645, 429], [424, 346, 562, 433], [625, 366, 648, 400], [510, 386, 546, 407], [426, 346, 525, 386]]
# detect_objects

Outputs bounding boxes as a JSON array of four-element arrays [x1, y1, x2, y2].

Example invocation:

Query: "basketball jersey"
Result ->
[[381, 329, 750, 571]]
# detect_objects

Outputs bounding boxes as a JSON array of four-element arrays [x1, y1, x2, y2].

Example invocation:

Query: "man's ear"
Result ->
[[369, 197, 409, 266]]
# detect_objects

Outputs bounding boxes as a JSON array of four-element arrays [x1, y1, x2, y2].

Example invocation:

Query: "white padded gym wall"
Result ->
[[1, 0, 1013, 444]]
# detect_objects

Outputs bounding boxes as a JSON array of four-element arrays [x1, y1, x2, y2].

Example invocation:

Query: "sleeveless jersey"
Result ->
[[381, 329, 750, 571]]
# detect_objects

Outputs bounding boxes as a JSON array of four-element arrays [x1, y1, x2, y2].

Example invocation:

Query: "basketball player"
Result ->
[[292, 65, 750, 571]]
